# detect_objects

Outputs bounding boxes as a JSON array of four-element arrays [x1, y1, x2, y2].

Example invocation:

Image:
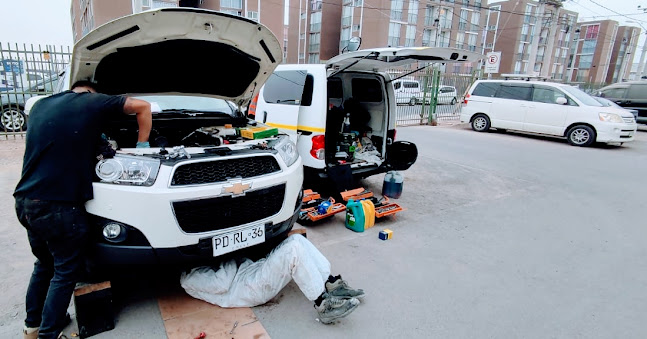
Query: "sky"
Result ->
[[1, 0, 646, 52]]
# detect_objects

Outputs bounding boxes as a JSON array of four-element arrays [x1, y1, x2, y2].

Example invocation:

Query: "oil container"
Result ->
[[382, 171, 404, 199]]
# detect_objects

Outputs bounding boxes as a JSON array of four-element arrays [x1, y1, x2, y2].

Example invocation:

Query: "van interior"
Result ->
[[324, 72, 390, 173]]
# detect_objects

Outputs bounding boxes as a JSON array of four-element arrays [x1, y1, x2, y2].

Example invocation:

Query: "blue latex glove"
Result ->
[[136, 141, 150, 148]]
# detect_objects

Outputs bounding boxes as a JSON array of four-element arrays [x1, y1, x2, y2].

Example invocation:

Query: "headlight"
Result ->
[[274, 136, 299, 167], [598, 113, 623, 123], [95, 154, 160, 186]]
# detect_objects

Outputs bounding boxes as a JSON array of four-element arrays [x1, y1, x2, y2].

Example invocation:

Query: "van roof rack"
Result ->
[[501, 74, 550, 81]]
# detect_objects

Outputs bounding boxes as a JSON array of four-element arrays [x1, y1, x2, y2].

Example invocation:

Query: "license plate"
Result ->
[[212, 225, 265, 257]]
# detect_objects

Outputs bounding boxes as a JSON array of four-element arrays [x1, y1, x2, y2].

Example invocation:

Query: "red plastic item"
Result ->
[[194, 332, 206, 339]]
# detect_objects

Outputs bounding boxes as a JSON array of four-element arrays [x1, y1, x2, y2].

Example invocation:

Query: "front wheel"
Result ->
[[471, 114, 491, 132], [0, 106, 27, 132], [566, 125, 595, 147]]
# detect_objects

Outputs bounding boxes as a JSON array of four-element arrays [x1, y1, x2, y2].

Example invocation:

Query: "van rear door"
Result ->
[[255, 70, 308, 142]]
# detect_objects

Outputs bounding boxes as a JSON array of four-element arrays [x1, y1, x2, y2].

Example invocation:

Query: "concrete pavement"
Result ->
[[0, 125, 646, 338]]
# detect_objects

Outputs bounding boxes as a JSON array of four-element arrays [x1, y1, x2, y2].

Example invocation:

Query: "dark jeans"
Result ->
[[15, 196, 89, 339]]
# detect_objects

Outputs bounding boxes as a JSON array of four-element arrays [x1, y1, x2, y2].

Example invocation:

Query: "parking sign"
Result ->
[[484, 52, 501, 74]]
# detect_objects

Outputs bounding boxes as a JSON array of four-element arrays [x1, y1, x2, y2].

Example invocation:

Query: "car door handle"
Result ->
[[262, 111, 267, 124]]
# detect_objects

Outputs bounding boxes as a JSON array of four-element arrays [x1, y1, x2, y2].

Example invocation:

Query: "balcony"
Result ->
[[517, 53, 528, 60], [520, 34, 528, 42], [536, 55, 544, 62]]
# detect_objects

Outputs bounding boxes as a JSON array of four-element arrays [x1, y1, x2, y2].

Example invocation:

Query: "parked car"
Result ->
[[393, 79, 423, 106], [592, 96, 639, 120], [26, 8, 304, 267], [0, 77, 58, 131], [460, 80, 637, 147], [252, 47, 482, 182], [596, 81, 647, 124], [436, 85, 458, 105]]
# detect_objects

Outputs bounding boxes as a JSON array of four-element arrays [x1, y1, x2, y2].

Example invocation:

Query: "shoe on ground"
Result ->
[[325, 276, 365, 299], [315, 295, 360, 324]]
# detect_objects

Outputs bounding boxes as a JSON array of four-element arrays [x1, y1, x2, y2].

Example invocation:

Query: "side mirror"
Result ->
[[347, 37, 361, 52], [556, 97, 567, 105]]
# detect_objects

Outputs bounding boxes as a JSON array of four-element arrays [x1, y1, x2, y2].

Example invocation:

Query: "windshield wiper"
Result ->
[[160, 109, 231, 116]]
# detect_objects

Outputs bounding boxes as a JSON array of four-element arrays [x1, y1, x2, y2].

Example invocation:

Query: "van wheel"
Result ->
[[471, 114, 490, 132], [408, 97, 417, 106], [450, 97, 457, 105], [566, 125, 595, 147]]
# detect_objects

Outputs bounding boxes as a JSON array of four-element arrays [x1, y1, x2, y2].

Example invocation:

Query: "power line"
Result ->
[[586, 0, 647, 25]]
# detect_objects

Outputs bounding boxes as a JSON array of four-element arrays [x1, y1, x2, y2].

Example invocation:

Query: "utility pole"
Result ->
[[541, 4, 561, 78], [527, 1, 547, 75]]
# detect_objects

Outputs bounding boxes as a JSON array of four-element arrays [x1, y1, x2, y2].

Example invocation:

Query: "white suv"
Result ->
[[460, 80, 638, 146], [28, 9, 304, 266]]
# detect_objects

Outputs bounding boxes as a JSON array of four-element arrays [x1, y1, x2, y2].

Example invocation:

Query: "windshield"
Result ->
[[135, 95, 235, 115], [560, 86, 603, 107]]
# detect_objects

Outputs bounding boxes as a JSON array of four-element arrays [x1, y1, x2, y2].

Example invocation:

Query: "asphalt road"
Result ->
[[1, 125, 646, 338]]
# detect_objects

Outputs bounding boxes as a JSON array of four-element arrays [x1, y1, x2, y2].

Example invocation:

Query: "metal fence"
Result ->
[[390, 66, 480, 126], [1, 43, 71, 137]]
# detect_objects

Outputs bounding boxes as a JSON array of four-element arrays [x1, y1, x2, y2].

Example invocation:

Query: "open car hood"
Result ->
[[70, 8, 281, 106], [326, 47, 483, 72]]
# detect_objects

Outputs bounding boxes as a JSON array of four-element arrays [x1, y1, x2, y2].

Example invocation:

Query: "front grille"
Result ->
[[171, 156, 281, 186], [623, 117, 635, 124], [173, 184, 285, 233]]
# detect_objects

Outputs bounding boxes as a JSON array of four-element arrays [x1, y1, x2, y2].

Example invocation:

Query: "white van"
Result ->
[[392, 79, 423, 105], [460, 80, 637, 146], [252, 47, 482, 182]]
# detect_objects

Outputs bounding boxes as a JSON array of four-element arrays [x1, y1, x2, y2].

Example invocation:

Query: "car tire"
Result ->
[[0, 106, 27, 132], [408, 97, 417, 106], [471, 114, 490, 132], [451, 97, 457, 105], [566, 125, 596, 147]]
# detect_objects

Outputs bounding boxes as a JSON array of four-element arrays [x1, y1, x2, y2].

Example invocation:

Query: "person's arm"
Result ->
[[123, 98, 152, 144]]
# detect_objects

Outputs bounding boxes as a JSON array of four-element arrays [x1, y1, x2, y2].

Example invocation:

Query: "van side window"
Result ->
[[301, 74, 314, 106], [263, 70, 308, 106], [495, 85, 532, 101], [627, 84, 647, 100], [472, 82, 500, 97], [403, 82, 419, 89], [352, 78, 382, 102], [532, 87, 563, 104], [600, 87, 627, 99]]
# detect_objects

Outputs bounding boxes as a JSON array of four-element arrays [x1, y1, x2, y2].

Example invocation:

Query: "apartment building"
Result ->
[[565, 20, 640, 84], [339, 0, 489, 72], [304, 0, 343, 63], [484, 0, 577, 79]]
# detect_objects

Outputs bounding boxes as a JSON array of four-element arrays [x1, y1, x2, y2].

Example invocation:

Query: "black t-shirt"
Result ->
[[14, 91, 126, 202]]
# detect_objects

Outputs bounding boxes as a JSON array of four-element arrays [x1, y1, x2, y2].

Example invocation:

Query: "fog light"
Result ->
[[103, 223, 123, 240]]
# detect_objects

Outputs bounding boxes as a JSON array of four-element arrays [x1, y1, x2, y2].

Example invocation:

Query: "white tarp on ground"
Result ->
[[180, 234, 331, 307]]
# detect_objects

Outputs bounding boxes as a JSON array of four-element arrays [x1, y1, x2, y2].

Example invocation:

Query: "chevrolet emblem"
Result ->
[[222, 181, 252, 196]]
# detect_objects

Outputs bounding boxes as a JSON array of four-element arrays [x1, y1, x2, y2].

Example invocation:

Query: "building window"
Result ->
[[309, 32, 320, 52], [221, 9, 242, 16], [579, 55, 593, 69], [585, 25, 599, 39], [405, 25, 416, 46], [388, 22, 401, 46], [221, 0, 241, 9], [455, 32, 465, 49], [581, 39, 597, 54], [458, 9, 468, 31], [311, 0, 322, 10], [308, 53, 320, 63], [470, 11, 480, 31], [422, 28, 434, 46], [354, 0, 363, 5], [424, 5, 435, 26], [247, 11, 259, 21], [310, 11, 322, 32], [439, 8, 452, 30], [391, 0, 404, 21], [342, 5, 353, 27], [353, 24, 361, 32], [142, 0, 152, 7], [467, 33, 477, 51], [152, 0, 177, 8], [408, 0, 419, 24]]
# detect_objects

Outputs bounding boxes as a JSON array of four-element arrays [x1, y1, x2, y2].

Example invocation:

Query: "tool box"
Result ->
[[240, 126, 279, 139], [299, 190, 346, 223]]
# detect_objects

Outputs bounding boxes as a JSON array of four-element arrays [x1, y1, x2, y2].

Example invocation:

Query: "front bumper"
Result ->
[[91, 206, 300, 265], [596, 123, 637, 143]]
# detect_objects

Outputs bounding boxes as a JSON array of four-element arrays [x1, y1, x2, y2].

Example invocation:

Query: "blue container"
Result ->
[[382, 171, 404, 199]]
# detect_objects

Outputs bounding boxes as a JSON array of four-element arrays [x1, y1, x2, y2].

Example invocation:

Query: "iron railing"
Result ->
[[1, 43, 71, 138]]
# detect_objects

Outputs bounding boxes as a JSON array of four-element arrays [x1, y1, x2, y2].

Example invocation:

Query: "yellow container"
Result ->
[[240, 127, 279, 139]]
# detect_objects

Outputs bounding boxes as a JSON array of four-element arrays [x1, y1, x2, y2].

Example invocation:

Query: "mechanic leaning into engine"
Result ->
[[13, 80, 152, 339]]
